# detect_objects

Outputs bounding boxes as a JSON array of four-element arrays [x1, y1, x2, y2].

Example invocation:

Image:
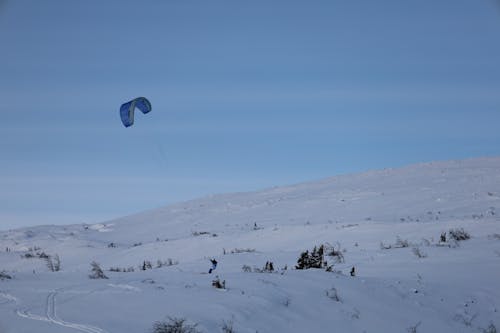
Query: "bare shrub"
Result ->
[[395, 236, 410, 248], [212, 276, 226, 289], [381, 237, 413, 250], [454, 313, 478, 327], [380, 242, 392, 250], [192, 231, 210, 236], [326, 287, 341, 302], [325, 242, 345, 264], [221, 319, 236, 333], [157, 259, 178, 268], [407, 321, 421, 333], [0, 271, 12, 280], [46, 256, 55, 272], [263, 261, 274, 272], [449, 228, 470, 241], [37, 251, 50, 259], [89, 261, 108, 279], [141, 260, 153, 271], [21, 252, 35, 259], [482, 323, 497, 333], [53, 255, 61, 271], [488, 234, 500, 241], [241, 265, 252, 273], [109, 266, 135, 272], [228, 248, 255, 254], [412, 247, 427, 258], [152, 317, 200, 333], [46, 254, 61, 272], [440, 232, 447, 243]]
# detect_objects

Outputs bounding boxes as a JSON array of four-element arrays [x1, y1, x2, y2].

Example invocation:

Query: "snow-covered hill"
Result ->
[[1, 157, 499, 333]]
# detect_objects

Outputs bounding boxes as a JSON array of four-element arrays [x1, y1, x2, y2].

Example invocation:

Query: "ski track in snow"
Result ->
[[0, 291, 18, 305], [15, 290, 109, 333]]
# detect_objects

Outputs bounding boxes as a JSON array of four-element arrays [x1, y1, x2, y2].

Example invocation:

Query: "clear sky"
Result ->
[[1, 0, 500, 230]]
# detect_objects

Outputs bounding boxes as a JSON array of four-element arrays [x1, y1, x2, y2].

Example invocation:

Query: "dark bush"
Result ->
[[449, 228, 470, 241]]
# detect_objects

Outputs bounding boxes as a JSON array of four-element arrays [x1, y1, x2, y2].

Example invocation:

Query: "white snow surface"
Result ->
[[1, 157, 500, 332]]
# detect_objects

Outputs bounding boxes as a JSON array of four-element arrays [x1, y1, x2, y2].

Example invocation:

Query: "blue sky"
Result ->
[[1, 0, 500, 229]]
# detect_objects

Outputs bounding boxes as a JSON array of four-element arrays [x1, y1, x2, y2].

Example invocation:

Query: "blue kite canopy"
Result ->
[[120, 97, 152, 127]]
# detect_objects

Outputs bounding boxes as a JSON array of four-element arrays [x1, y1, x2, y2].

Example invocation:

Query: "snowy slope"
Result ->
[[1, 157, 499, 333]]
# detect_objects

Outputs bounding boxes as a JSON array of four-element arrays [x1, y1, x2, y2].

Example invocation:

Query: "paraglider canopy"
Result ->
[[120, 97, 152, 127]]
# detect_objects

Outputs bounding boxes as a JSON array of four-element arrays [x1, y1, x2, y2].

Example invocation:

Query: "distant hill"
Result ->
[[0, 157, 499, 333]]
